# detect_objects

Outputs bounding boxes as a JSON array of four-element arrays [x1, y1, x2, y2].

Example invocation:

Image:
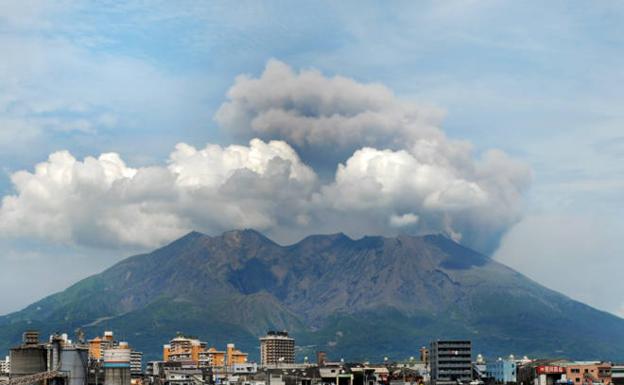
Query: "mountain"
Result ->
[[1, 229, 624, 362]]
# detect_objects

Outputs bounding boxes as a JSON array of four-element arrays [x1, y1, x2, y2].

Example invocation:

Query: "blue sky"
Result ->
[[1, 1, 623, 316]]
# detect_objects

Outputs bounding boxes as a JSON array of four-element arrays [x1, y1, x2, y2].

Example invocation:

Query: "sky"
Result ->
[[0, 1, 623, 317]]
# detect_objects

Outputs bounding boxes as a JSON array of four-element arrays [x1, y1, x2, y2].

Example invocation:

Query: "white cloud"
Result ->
[[169, 138, 316, 188], [317, 146, 529, 250], [0, 139, 528, 253], [322, 147, 488, 212], [0, 139, 317, 248]]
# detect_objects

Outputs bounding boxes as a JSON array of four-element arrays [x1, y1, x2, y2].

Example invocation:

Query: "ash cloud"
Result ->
[[216, 59, 445, 168], [0, 60, 530, 254]]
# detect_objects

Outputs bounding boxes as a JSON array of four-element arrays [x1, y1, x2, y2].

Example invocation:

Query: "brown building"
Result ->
[[260, 331, 295, 366], [88, 331, 116, 360], [162, 336, 247, 368], [203, 347, 225, 367], [317, 351, 327, 367], [419, 347, 429, 366], [561, 362, 612, 385], [226, 344, 248, 366]]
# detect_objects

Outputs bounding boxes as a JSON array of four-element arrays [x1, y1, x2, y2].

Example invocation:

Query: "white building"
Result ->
[[0, 356, 10, 374], [130, 351, 143, 376]]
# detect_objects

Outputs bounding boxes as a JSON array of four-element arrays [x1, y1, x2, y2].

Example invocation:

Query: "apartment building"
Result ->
[[430, 340, 472, 385], [260, 331, 295, 366]]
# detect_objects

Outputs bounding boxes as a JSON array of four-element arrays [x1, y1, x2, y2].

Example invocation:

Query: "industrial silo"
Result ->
[[103, 344, 131, 385], [10, 346, 48, 375], [60, 345, 89, 385], [10, 331, 48, 385]]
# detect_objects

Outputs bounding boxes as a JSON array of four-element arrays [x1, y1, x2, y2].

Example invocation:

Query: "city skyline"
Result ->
[[3, 326, 620, 385]]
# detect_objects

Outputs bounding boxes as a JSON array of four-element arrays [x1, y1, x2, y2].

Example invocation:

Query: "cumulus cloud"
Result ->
[[0, 60, 530, 254], [315, 146, 529, 250], [0, 139, 317, 248], [169, 139, 316, 188], [0, 141, 527, 253]]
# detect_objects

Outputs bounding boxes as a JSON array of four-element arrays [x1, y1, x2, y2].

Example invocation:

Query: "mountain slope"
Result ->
[[1, 230, 623, 362]]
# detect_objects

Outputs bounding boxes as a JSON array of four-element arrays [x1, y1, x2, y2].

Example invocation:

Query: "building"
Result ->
[[130, 351, 143, 377], [488, 356, 524, 384], [474, 354, 487, 380], [560, 361, 612, 385], [88, 329, 142, 385], [0, 356, 10, 375], [55, 337, 90, 385], [89, 331, 116, 360], [164, 336, 207, 363], [517, 360, 566, 385], [226, 344, 248, 366], [319, 366, 354, 385], [250, 366, 320, 385], [420, 347, 430, 367], [202, 347, 226, 367], [612, 365, 624, 385], [10, 330, 48, 385], [147, 358, 256, 385], [103, 342, 132, 385], [162, 335, 248, 369], [317, 352, 327, 367], [430, 340, 472, 385], [8, 331, 89, 385], [260, 331, 296, 367]]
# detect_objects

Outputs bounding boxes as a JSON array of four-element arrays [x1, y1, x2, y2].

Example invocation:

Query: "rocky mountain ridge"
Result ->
[[1, 229, 623, 362]]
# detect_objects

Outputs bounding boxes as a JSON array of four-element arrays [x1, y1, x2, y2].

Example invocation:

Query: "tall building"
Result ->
[[317, 351, 327, 367], [430, 340, 472, 385], [420, 347, 430, 366], [89, 329, 142, 382], [260, 331, 295, 366], [130, 351, 143, 377], [0, 356, 10, 374], [163, 336, 206, 362]]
